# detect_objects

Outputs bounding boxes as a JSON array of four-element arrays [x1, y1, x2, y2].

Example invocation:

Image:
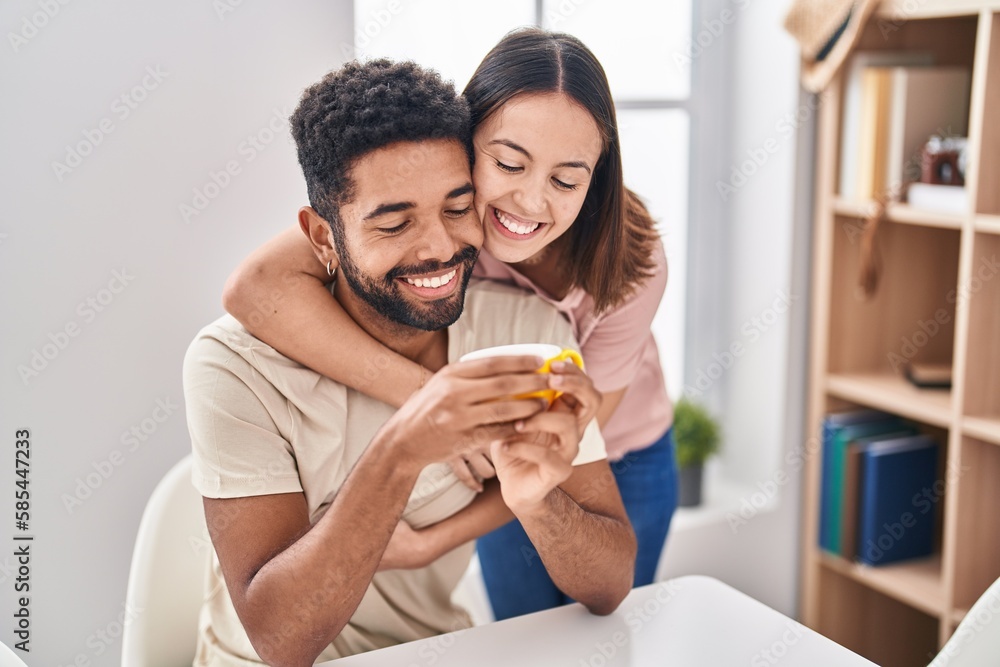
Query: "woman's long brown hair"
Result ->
[[464, 28, 661, 313]]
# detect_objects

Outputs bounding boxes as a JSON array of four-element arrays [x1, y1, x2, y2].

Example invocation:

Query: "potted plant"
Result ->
[[673, 397, 721, 507]]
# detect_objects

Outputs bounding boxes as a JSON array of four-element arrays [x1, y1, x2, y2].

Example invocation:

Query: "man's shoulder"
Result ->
[[464, 279, 562, 320], [183, 313, 323, 396], [184, 314, 264, 370], [460, 280, 573, 347]]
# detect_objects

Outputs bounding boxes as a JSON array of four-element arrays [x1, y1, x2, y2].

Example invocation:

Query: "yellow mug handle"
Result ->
[[522, 349, 585, 404], [538, 349, 584, 374]]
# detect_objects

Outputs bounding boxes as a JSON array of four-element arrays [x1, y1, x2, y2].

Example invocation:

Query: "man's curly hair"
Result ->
[[290, 59, 472, 239]]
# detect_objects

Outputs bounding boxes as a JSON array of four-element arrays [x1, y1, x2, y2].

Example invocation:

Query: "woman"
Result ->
[[224, 28, 677, 620]]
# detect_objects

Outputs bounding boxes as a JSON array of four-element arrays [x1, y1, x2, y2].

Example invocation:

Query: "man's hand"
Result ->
[[490, 408, 580, 515], [489, 360, 603, 511], [447, 361, 598, 491], [486, 363, 635, 616], [384, 355, 553, 469]]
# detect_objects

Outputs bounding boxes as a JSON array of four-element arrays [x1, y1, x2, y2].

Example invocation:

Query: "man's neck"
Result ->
[[333, 280, 449, 372]]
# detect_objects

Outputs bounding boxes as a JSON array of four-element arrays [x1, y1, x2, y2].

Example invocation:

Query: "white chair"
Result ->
[[0, 642, 29, 667], [929, 575, 1000, 666], [122, 454, 208, 667]]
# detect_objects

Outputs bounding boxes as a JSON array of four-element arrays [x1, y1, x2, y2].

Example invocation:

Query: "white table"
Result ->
[[320, 575, 876, 666]]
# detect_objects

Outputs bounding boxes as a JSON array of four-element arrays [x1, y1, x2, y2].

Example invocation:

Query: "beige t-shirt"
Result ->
[[183, 280, 607, 666]]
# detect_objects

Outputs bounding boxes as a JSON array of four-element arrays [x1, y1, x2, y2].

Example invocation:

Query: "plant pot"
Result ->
[[678, 463, 704, 507]]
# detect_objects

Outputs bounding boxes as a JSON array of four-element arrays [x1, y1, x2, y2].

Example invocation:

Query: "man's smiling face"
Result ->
[[333, 138, 483, 332]]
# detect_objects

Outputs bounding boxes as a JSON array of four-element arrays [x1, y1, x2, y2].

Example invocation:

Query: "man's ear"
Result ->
[[298, 206, 339, 268]]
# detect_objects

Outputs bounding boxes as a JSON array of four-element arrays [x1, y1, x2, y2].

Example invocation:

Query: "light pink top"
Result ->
[[473, 238, 674, 461]]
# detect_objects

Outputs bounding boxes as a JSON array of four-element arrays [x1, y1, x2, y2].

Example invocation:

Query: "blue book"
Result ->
[[821, 413, 904, 553], [857, 435, 939, 566], [842, 430, 920, 560], [819, 410, 891, 552]]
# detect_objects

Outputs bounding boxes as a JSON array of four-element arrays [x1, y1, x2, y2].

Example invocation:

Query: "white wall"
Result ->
[[0, 1, 352, 664], [659, 0, 815, 618]]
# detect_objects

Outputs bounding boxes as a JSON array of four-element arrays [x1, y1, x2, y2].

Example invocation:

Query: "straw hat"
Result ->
[[784, 0, 882, 92]]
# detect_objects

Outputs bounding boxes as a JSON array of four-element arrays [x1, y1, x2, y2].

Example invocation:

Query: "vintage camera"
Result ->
[[920, 135, 967, 185]]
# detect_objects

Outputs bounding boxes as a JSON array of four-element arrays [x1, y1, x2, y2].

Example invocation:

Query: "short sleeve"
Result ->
[[581, 240, 667, 393], [183, 330, 304, 499]]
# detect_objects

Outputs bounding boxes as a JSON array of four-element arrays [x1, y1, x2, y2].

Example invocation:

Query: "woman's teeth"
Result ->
[[496, 208, 540, 235], [404, 268, 457, 289]]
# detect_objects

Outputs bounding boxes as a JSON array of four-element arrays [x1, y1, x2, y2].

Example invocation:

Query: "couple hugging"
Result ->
[[184, 27, 676, 667]]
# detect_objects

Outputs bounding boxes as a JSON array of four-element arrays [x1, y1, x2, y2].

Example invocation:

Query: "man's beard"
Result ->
[[337, 244, 479, 331]]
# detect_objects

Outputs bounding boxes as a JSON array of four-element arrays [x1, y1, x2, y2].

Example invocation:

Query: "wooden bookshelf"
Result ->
[[976, 213, 1000, 233], [833, 199, 965, 230], [800, 6, 1000, 665], [962, 415, 1000, 445], [879, 0, 1000, 20], [826, 372, 954, 427]]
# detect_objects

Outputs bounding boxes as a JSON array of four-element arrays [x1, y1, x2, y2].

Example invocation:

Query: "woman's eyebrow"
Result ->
[[488, 138, 592, 174], [489, 138, 531, 158]]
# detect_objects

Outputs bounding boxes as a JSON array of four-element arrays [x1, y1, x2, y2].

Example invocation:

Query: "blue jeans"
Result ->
[[476, 427, 678, 620]]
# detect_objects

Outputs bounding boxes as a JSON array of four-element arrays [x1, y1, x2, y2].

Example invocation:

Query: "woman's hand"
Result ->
[[547, 361, 603, 431], [448, 452, 497, 492], [378, 520, 435, 571]]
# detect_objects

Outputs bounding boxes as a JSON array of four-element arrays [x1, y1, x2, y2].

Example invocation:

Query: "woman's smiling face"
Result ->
[[472, 92, 604, 263]]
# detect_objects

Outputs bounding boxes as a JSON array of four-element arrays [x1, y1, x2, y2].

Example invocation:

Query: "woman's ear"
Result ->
[[298, 206, 339, 269]]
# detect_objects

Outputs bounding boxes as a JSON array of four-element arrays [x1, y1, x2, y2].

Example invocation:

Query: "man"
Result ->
[[183, 59, 636, 667]]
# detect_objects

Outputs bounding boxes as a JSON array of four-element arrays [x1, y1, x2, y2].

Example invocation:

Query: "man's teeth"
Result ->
[[496, 209, 540, 235], [404, 268, 457, 289]]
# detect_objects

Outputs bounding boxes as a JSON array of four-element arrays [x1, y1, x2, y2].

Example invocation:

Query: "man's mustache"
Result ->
[[384, 245, 479, 283]]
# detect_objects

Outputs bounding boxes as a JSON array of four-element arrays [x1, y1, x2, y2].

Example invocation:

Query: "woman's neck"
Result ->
[[509, 238, 572, 300]]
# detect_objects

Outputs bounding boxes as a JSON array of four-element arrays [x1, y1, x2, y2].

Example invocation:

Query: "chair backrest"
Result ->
[[122, 454, 208, 667], [0, 641, 29, 667], [930, 575, 1000, 667]]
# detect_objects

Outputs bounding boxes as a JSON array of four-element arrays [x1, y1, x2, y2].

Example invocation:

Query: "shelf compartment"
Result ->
[[962, 233, 1000, 421], [976, 214, 1000, 234], [951, 437, 1000, 611], [819, 551, 946, 618], [828, 219, 961, 379], [854, 13, 979, 68], [833, 199, 966, 230], [827, 372, 954, 427], [814, 564, 941, 667]]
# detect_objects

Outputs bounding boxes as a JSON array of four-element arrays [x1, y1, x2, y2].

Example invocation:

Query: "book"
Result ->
[[907, 182, 969, 213], [885, 67, 971, 192], [819, 410, 899, 553], [839, 51, 933, 201], [856, 67, 894, 200], [842, 430, 920, 560], [858, 435, 939, 566], [819, 410, 890, 551], [904, 362, 953, 389], [827, 419, 918, 554]]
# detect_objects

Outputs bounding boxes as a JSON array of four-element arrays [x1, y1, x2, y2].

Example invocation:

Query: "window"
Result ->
[[354, 0, 694, 398]]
